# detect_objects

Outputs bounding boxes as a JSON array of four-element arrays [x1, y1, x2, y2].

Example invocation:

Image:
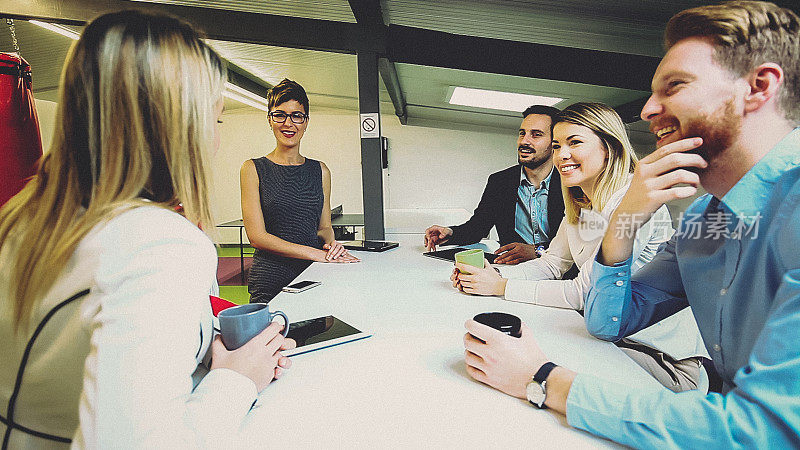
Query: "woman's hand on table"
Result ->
[[323, 241, 347, 260], [463, 321, 547, 399], [451, 259, 507, 296], [312, 246, 360, 263], [210, 322, 297, 392]]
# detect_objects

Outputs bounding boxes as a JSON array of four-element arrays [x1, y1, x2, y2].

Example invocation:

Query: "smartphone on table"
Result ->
[[282, 280, 321, 293]]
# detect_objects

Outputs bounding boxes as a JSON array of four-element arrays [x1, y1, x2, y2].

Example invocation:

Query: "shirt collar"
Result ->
[[721, 128, 800, 224], [520, 165, 554, 190]]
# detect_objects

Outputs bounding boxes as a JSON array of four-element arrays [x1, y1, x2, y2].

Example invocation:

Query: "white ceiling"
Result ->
[[1, 0, 713, 144], [0, 20, 72, 97], [207, 39, 364, 112], [381, 0, 687, 57]]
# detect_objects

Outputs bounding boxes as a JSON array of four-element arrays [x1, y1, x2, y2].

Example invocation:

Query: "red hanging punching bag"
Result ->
[[0, 52, 43, 207]]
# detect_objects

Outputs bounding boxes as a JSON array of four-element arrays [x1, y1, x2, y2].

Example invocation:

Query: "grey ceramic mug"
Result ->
[[218, 303, 289, 350]]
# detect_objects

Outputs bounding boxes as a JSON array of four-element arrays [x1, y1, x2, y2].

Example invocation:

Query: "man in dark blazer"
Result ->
[[425, 105, 565, 265]]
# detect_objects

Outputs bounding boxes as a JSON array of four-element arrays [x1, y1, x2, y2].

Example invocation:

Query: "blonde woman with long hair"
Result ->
[[453, 102, 707, 392], [0, 11, 293, 447]]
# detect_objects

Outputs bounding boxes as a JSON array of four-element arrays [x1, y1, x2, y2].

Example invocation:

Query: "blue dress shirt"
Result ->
[[569, 128, 800, 448], [515, 167, 552, 245]]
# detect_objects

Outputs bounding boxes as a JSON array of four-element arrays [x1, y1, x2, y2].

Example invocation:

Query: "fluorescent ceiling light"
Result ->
[[449, 87, 562, 112], [29, 20, 80, 40], [224, 82, 269, 111], [30, 20, 269, 112]]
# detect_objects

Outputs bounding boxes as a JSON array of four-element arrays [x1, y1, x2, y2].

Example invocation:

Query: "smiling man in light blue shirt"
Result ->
[[514, 167, 552, 248], [463, 1, 800, 447]]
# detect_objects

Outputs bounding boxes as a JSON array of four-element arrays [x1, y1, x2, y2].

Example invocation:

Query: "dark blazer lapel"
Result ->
[[494, 165, 522, 245], [506, 165, 522, 212]]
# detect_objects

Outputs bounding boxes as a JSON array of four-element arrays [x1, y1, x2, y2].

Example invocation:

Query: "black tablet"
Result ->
[[283, 316, 371, 356], [342, 240, 399, 252], [423, 247, 498, 264]]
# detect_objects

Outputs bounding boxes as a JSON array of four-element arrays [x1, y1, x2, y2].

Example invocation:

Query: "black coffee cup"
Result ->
[[473, 312, 522, 339]]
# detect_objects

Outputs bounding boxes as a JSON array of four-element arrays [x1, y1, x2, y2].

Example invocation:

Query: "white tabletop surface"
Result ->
[[384, 208, 471, 234], [240, 234, 663, 448]]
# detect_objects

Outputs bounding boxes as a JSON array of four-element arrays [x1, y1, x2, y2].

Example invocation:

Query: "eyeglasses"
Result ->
[[268, 111, 308, 124]]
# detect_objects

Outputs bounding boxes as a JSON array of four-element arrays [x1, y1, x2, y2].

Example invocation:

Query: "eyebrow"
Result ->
[[553, 134, 584, 143], [652, 70, 695, 90], [520, 128, 545, 133]]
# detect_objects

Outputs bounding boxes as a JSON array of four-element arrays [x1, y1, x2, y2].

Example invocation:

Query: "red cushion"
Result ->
[[209, 295, 237, 317]]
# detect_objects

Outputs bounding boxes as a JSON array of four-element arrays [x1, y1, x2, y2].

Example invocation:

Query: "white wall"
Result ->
[[34, 99, 58, 154], [381, 116, 517, 211], [210, 109, 363, 230], [33, 100, 697, 243], [212, 107, 518, 242]]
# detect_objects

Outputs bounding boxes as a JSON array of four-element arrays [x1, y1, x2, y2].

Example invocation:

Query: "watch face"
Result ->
[[526, 381, 546, 407]]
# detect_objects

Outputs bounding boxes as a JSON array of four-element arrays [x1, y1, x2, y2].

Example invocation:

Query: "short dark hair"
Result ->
[[522, 105, 560, 123], [268, 78, 309, 114]]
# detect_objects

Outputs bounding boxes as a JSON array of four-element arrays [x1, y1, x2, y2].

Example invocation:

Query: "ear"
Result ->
[[743, 63, 784, 114]]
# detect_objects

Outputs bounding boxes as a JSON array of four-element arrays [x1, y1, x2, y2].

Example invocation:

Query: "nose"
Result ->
[[640, 94, 662, 122], [554, 146, 570, 161], [520, 132, 535, 145]]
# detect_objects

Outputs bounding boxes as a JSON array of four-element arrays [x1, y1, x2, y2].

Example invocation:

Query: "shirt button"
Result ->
[[617, 272, 625, 277], [615, 280, 624, 287], [713, 344, 721, 352], [720, 288, 727, 295], [611, 317, 619, 322]]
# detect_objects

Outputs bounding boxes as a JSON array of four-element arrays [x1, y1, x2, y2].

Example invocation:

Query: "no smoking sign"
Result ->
[[360, 113, 380, 138]]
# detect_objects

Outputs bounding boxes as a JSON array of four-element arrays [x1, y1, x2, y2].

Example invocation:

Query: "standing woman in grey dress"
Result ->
[[241, 79, 359, 303]]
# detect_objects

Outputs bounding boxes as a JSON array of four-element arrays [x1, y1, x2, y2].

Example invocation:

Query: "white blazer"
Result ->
[[0, 206, 258, 448]]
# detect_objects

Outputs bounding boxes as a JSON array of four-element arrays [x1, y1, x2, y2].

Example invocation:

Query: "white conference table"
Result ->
[[240, 234, 663, 448]]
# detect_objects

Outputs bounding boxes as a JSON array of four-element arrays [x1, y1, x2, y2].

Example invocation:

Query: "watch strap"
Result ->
[[533, 362, 558, 383]]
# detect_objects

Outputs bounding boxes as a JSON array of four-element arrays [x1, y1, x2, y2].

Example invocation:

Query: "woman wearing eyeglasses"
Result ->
[[241, 79, 359, 303]]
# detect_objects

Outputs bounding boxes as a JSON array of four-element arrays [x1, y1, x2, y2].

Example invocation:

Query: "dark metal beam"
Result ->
[[378, 57, 407, 125], [0, 0, 383, 54], [349, 1, 391, 235], [227, 62, 271, 100], [386, 24, 660, 92], [348, 0, 407, 125], [357, 51, 385, 240], [614, 96, 651, 124], [2, 0, 659, 91], [347, 0, 384, 27]]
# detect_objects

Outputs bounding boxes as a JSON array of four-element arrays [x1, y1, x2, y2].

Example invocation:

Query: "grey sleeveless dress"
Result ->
[[247, 157, 323, 303]]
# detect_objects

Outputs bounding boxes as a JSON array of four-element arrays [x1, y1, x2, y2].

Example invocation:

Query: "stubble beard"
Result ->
[[682, 97, 742, 163], [519, 150, 551, 170]]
